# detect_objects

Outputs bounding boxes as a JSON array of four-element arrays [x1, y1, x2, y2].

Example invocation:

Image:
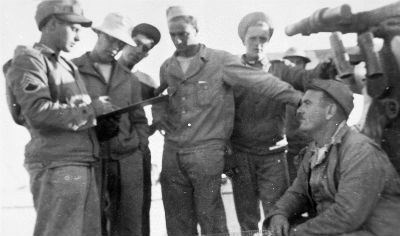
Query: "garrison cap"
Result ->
[[283, 47, 310, 63], [132, 23, 161, 47], [35, 0, 92, 30], [166, 6, 195, 22], [307, 79, 354, 117], [238, 12, 273, 42]]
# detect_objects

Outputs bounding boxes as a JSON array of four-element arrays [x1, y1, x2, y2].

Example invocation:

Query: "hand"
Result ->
[[95, 114, 120, 142], [92, 96, 118, 115], [270, 215, 290, 236], [318, 58, 337, 80], [152, 119, 177, 134]]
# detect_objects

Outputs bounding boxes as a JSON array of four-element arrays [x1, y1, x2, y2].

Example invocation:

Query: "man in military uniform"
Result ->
[[118, 22, 161, 236], [152, 6, 308, 236], [3, 0, 115, 235], [266, 79, 400, 236], [230, 12, 319, 234], [73, 13, 149, 236]]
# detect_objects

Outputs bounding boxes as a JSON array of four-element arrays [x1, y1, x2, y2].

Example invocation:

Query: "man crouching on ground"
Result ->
[[265, 79, 400, 236]]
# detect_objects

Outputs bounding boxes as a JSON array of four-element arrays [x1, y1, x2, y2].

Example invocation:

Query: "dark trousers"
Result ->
[[160, 144, 229, 236], [26, 163, 100, 236], [96, 151, 144, 236], [142, 148, 151, 236], [231, 150, 289, 233]]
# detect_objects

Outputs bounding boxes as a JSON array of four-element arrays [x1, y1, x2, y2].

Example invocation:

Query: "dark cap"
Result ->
[[306, 79, 354, 117], [35, 0, 92, 30], [132, 23, 161, 47], [238, 12, 273, 42]]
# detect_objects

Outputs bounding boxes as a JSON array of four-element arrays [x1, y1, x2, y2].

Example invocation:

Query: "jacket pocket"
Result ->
[[196, 81, 212, 106]]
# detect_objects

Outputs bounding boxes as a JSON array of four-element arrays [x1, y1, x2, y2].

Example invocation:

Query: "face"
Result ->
[[94, 32, 126, 63], [52, 19, 82, 52], [120, 34, 154, 65], [297, 90, 331, 134], [168, 19, 197, 51], [244, 24, 271, 60]]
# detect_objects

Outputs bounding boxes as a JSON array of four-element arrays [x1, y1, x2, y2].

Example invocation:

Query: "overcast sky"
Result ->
[[0, 0, 396, 188]]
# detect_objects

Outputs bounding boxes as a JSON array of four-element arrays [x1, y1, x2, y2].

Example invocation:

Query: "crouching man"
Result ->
[[265, 79, 400, 236]]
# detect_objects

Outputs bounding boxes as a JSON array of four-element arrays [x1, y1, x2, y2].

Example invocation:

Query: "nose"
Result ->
[[174, 37, 182, 45], [297, 104, 305, 117], [74, 32, 80, 42]]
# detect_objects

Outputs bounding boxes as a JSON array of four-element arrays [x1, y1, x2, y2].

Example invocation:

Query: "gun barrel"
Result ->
[[285, 4, 352, 36], [330, 32, 353, 78]]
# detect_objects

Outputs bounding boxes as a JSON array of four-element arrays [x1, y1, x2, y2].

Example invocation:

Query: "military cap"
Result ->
[[283, 47, 310, 63], [132, 23, 161, 47], [238, 12, 273, 42], [306, 79, 354, 117], [35, 0, 92, 30]]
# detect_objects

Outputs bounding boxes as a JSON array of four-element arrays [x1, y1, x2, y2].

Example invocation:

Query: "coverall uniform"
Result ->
[[73, 53, 149, 236], [265, 124, 400, 236], [230, 55, 318, 233], [153, 44, 303, 236], [4, 43, 103, 236]]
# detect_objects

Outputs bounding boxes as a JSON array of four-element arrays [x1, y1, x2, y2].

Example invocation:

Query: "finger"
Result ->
[[272, 225, 282, 236], [282, 222, 289, 236]]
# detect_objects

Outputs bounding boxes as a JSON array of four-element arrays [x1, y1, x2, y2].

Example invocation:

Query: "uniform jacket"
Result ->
[[73, 53, 148, 160], [231, 57, 317, 155], [153, 44, 302, 149], [266, 126, 400, 236], [4, 43, 99, 163]]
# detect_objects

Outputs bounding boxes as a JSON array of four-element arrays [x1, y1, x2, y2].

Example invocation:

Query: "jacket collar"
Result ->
[[241, 54, 270, 70], [169, 44, 209, 81], [73, 52, 129, 87], [309, 121, 349, 167]]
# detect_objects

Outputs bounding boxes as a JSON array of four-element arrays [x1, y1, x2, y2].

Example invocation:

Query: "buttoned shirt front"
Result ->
[[156, 45, 302, 149]]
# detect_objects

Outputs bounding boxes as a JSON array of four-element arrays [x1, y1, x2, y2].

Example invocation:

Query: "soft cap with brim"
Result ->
[[283, 47, 310, 63], [306, 79, 354, 117], [132, 23, 161, 46], [92, 12, 136, 47], [35, 0, 91, 30], [238, 12, 273, 42]]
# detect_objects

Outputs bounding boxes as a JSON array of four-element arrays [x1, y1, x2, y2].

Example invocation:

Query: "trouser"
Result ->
[[231, 150, 289, 233], [142, 147, 152, 236], [160, 144, 229, 236], [25, 162, 100, 236], [96, 150, 144, 236]]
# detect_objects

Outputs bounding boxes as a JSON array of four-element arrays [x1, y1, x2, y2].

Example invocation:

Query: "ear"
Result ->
[[325, 103, 337, 120], [47, 17, 58, 32]]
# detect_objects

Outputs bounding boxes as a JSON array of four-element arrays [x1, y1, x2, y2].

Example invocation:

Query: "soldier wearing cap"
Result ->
[[265, 79, 400, 236], [118, 22, 161, 236], [119, 23, 161, 100], [283, 47, 311, 69], [3, 0, 115, 235], [151, 6, 309, 236], [230, 12, 323, 233], [73, 13, 149, 236]]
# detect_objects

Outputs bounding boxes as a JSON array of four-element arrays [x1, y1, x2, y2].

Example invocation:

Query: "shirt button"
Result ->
[[182, 110, 186, 114], [187, 123, 191, 127], [182, 97, 186, 101]]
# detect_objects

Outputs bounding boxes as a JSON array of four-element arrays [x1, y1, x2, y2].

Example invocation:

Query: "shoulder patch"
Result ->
[[20, 74, 43, 93]]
